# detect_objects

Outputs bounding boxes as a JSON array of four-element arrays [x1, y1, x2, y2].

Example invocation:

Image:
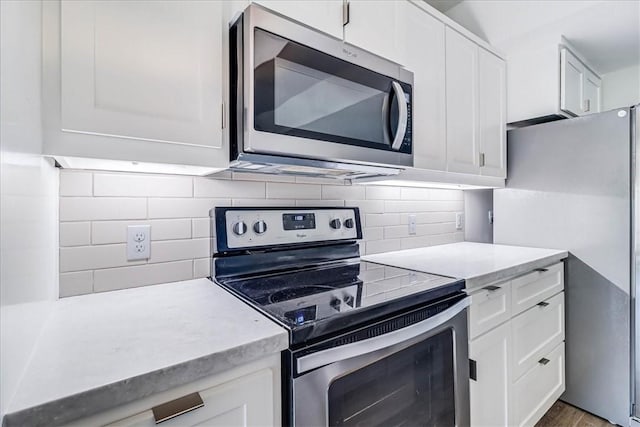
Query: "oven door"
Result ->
[[237, 4, 413, 168], [292, 298, 469, 427]]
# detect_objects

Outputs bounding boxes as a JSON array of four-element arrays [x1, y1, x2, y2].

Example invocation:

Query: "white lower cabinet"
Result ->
[[470, 322, 511, 427], [469, 262, 565, 427], [67, 354, 281, 427]]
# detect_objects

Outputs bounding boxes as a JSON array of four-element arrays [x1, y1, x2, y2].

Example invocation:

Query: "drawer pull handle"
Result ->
[[152, 392, 204, 424], [535, 268, 549, 273], [483, 285, 501, 292], [538, 357, 550, 365], [537, 301, 550, 307], [469, 359, 477, 381]]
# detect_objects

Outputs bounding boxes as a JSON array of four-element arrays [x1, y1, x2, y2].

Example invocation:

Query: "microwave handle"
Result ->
[[390, 81, 408, 151], [296, 297, 469, 374]]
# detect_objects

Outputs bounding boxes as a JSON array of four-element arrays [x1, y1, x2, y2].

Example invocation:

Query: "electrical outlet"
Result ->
[[455, 212, 464, 230], [127, 225, 150, 260], [408, 214, 417, 235]]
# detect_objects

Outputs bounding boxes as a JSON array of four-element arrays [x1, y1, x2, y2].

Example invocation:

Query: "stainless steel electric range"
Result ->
[[210, 206, 470, 427]]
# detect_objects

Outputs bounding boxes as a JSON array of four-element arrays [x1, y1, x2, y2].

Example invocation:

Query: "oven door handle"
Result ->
[[296, 297, 469, 374], [390, 81, 408, 151]]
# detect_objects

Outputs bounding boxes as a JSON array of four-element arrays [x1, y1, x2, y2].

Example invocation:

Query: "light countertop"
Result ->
[[363, 242, 568, 288], [2, 279, 288, 427]]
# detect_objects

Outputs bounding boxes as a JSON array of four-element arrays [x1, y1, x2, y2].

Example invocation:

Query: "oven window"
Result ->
[[253, 28, 411, 154], [328, 329, 455, 426]]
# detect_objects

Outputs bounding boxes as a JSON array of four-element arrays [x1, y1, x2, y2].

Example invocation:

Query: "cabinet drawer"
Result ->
[[107, 368, 274, 427], [511, 263, 564, 315], [511, 343, 565, 427], [511, 292, 564, 380], [469, 281, 511, 339]]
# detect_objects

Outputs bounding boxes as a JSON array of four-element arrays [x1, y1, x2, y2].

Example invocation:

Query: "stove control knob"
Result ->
[[253, 220, 267, 234], [329, 218, 342, 229], [344, 294, 355, 307], [330, 297, 342, 311], [232, 221, 247, 236], [344, 218, 355, 229]]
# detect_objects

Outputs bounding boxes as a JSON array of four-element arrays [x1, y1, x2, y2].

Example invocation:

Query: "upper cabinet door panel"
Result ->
[[344, 1, 399, 63], [252, 0, 343, 39], [560, 48, 584, 116], [60, 1, 223, 148], [445, 27, 480, 175], [583, 68, 602, 115], [397, 2, 446, 171], [478, 48, 506, 178]]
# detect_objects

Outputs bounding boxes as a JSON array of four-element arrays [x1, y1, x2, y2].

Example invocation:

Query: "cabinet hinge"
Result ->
[[469, 359, 477, 381], [479, 152, 486, 167], [221, 102, 226, 129], [342, 0, 350, 26]]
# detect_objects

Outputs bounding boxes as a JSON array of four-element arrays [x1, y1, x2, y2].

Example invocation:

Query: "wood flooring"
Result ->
[[535, 401, 615, 427]]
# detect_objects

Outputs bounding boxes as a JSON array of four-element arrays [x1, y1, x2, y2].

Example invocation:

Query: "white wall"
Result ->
[[0, 0, 59, 417], [602, 64, 640, 111], [58, 170, 465, 296]]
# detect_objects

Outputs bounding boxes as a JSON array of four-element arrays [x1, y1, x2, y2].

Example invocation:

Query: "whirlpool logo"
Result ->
[[296, 233, 307, 238]]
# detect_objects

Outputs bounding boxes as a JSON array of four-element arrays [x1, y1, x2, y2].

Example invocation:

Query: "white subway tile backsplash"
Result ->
[[91, 219, 191, 244], [194, 178, 265, 198], [148, 238, 209, 264], [60, 222, 91, 247], [365, 186, 401, 200], [60, 244, 144, 272], [93, 260, 193, 293], [93, 173, 192, 197], [266, 182, 321, 199], [59, 271, 93, 297], [192, 218, 211, 238], [60, 197, 147, 221], [59, 171, 92, 196], [193, 258, 210, 278], [58, 171, 465, 297], [321, 185, 365, 200], [148, 198, 229, 218]]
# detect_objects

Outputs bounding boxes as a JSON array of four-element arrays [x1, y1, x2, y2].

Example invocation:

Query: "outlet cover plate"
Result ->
[[127, 225, 150, 260]]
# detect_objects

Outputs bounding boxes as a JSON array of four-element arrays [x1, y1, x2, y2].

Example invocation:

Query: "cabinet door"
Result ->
[[560, 48, 584, 116], [252, 0, 343, 39], [583, 68, 602, 115], [397, 2, 446, 171], [478, 48, 506, 178], [54, 1, 225, 167], [469, 322, 510, 427], [344, 1, 399, 63], [108, 368, 275, 427], [445, 27, 480, 175]]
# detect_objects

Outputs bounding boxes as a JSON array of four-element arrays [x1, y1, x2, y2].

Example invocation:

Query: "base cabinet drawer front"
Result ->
[[511, 343, 565, 427], [511, 292, 565, 380], [469, 282, 511, 340], [107, 368, 275, 427], [511, 263, 564, 315], [469, 322, 511, 427]]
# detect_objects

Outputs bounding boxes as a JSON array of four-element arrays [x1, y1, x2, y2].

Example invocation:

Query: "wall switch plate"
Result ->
[[408, 214, 417, 235], [455, 212, 464, 230], [127, 225, 150, 260]]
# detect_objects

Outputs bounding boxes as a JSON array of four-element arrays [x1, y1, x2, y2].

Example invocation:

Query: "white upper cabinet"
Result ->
[[344, 1, 400, 63], [396, 2, 446, 171], [43, 0, 228, 174], [478, 48, 506, 178], [583, 68, 602, 115], [445, 27, 480, 175], [252, 0, 343, 39], [560, 48, 585, 115]]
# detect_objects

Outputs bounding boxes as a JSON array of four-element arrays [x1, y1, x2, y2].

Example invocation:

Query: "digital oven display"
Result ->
[[283, 213, 316, 230]]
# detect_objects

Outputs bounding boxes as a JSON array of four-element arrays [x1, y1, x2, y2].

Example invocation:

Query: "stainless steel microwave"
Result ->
[[229, 4, 414, 180]]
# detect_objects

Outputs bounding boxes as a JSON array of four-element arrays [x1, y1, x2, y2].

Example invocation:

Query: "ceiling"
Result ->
[[443, 0, 640, 74], [424, 0, 464, 14]]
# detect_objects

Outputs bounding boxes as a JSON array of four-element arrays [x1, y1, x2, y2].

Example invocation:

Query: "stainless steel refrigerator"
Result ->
[[494, 106, 638, 426]]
